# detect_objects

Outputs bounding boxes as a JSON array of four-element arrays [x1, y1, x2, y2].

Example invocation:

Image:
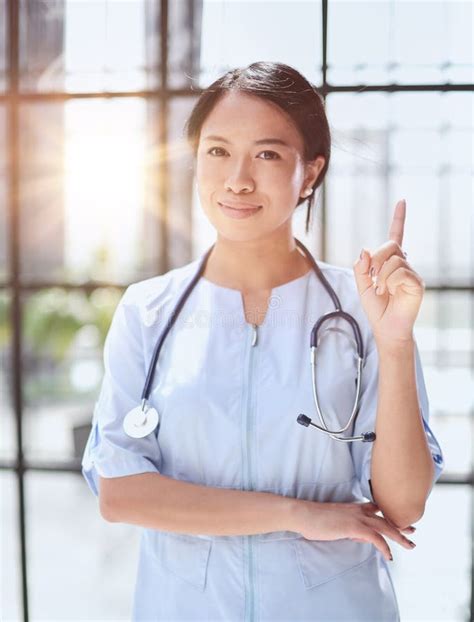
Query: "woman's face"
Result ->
[[195, 91, 325, 243]]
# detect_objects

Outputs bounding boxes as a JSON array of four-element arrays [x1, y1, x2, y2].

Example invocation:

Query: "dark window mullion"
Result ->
[[6, 1, 30, 621]]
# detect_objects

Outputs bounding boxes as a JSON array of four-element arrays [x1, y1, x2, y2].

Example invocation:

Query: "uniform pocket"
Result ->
[[150, 531, 212, 591], [292, 537, 375, 590]]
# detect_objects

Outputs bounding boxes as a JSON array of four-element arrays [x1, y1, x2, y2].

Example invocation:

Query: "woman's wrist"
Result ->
[[283, 497, 311, 534]]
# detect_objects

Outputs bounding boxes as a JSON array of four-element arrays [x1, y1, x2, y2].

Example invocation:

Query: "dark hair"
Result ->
[[183, 61, 331, 233]]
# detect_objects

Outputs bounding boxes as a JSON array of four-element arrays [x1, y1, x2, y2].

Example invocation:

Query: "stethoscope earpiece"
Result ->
[[297, 413, 376, 443]]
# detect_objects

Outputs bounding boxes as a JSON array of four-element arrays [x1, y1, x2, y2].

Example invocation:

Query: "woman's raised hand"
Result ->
[[353, 199, 425, 346]]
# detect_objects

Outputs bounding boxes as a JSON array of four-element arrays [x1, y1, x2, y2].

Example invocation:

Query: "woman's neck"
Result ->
[[201, 231, 311, 293]]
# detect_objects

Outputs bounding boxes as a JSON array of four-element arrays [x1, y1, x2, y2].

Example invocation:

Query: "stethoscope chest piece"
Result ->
[[123, 404, 160, 438]]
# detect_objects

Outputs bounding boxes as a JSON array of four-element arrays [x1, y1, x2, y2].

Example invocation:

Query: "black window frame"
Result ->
[[2, 1, 472, 620]]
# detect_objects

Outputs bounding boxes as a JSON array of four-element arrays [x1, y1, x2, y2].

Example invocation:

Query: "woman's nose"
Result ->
[[225, 175, 255, 194], [225, 164, 255, 194]]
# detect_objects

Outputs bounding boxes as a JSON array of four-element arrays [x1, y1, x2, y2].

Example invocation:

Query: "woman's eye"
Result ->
[[207, 147, 280, 160], [207, 147, 226, 156], [259, 150, 280, 160]]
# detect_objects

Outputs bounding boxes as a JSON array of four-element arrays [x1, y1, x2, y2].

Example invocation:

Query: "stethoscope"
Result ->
[[123, 237, 376, 444]]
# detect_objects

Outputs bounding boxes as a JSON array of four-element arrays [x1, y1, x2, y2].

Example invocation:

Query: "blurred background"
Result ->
[[0, 0, 472, 620]]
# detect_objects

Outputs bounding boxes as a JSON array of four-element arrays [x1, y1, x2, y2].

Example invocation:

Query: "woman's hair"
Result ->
[[183, 61, 331, 233]]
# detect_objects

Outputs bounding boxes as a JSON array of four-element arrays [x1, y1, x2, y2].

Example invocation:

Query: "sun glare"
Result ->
[[64, 99, 146, 282]]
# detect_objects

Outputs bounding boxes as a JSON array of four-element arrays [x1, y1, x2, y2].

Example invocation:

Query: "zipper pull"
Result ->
[[251, 323, 258, 347]]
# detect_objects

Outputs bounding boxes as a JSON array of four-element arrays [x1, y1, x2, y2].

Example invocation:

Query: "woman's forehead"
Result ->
[[200, 92, 303, 148]]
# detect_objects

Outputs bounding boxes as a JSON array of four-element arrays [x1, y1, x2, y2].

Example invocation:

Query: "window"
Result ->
[[1, 1, 471, 619]]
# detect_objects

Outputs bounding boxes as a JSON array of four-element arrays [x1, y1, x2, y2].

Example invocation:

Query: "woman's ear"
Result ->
[[303, 155, 326, 189]]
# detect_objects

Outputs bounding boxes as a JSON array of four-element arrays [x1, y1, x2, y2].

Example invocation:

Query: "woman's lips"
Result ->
[[218, 202, 262, 219]]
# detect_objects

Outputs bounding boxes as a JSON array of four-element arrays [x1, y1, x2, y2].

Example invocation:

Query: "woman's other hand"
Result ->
[[293, 499, 417, 561]]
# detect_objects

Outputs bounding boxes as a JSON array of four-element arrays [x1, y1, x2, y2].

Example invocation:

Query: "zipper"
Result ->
[[244, 322, 258, 622]]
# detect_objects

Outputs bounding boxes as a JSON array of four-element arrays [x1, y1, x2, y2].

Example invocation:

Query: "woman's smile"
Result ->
[[218, 202, 263, 219]]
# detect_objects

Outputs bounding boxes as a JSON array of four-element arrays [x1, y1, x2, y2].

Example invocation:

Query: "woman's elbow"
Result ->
[[99, 475, 120, 522], [386, 504, 425, 530]]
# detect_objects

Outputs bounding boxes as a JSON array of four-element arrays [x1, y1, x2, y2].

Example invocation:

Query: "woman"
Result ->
[[82, 61, 444, 621]]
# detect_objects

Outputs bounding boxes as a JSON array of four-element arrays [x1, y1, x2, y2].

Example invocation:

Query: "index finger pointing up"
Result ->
[[388, 199, 406, 247]]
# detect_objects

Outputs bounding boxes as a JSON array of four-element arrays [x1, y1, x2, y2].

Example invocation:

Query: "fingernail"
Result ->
[[408, 540, 416, 547], [389, 554, 393, 561], [360, 248, 365, 260]]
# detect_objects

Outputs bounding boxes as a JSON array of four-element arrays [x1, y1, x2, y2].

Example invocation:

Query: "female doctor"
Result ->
[[82, 61, 444, 621]]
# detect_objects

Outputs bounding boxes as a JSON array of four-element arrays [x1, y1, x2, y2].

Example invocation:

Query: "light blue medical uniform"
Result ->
[[81, 252, 444, 621]]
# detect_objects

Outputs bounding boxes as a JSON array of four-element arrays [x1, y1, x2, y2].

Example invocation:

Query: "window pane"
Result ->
[[19, 98, 163, 284], [325, 92, 473, 284], [167, 95, 199, 267], [417, 290, 474, 369], [415, 290, 474, 477], [0, 289, 14, 461], [27, 471, 139, 619], [328, 0, 473, 85], [392, 484, 470, 620], [198, 0, 323, 88], [168, 0, 203, 89], [19, 0, 160, 93], [1, 471, 22, 620], [21, 287, 123, 463]]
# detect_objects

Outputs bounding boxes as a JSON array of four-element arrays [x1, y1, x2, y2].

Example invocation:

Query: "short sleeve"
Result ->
[[350, 336, 444, 504], [81, 284, 162, 498]]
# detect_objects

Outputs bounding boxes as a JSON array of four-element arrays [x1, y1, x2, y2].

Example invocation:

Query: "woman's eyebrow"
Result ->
[[203, 135, 291, 148]]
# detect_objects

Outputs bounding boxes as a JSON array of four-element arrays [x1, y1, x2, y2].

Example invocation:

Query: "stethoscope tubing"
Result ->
[[132, 237, 375, 443]]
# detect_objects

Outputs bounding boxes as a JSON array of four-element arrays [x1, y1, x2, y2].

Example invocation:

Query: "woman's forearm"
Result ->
[[101, 472, 302, 536], [370, 338, 435, 528]]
